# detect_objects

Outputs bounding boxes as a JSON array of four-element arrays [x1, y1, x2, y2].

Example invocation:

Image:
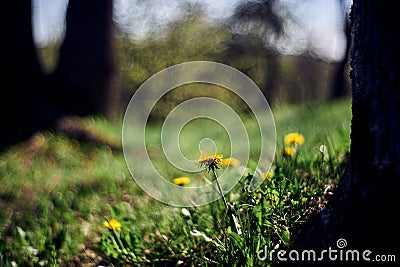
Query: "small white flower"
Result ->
[[190, 229, 202, 237], [181, 208, 191, 217], [319, 145, 328, 154], [190, 229, 213, 242], [38, 260, 48, 267], [26, 246, 38, 256], [17, 226, 26, 238], [319, 145, 329, 161], [202, 234, 213, 242]]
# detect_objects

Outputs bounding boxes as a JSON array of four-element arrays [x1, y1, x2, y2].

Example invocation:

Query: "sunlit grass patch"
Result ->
[[0, 120, 140, 265]]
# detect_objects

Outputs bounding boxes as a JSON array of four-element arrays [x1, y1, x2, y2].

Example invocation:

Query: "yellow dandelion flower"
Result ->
[[103, 219, 122, 232], [173, 177, 191, 186], [221, 157, 241, 167], [284, 146, 297, 157], [261, 171, 274, 180], [197, 152, 223, 171], [284, 133, 305, 146]]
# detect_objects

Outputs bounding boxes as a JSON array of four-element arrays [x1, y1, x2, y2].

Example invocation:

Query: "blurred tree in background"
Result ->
[[51, 0, 119, 119], [228, 0, 351, 104], [114, 0, 351, 108], [1, 0, 117, 151], [116, 9, 229, 108], [330, 0, 351, 98], [1, 0, 46, 151]]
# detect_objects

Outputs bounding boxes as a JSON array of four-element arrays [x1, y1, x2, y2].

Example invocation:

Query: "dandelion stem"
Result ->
[[212, 168, 228, 209]]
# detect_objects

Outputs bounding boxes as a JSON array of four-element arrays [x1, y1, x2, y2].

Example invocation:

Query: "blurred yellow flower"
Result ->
[[197, 152, 223, 171], [103, 219, 122, 232], [261, 171, 274, 180], [284, 133, 304, 146], [284, 146, 297, 157], [221, 157, 241, 167], [173, 177, 191, 186]]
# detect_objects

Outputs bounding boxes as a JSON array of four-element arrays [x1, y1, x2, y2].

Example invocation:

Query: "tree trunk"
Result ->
[[51, 0, 117, 117], [284, 1, 400, 265], [0, 0, 50, 151], [342, 0, 400, 250], [0, 0, 120, 151]]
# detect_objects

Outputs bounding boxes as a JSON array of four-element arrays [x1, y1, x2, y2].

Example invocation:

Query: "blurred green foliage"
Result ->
[[117, 13, 229, 92], [37, 10, 347, 117]]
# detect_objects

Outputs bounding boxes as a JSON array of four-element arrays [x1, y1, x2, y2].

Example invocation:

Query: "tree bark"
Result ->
[[284, 1, 400, 265], [344, 0, 400, 251]]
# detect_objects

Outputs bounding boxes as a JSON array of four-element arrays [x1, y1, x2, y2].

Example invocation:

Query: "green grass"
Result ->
[[0, 97, 351, 266]]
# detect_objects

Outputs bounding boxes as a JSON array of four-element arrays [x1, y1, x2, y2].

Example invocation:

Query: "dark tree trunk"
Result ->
[[0, 0, 119, 151], [52, 0, 116, 117], [284, 1, 400, 266], [342, 0, 400, 250], [0, 0, 50, 150]]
